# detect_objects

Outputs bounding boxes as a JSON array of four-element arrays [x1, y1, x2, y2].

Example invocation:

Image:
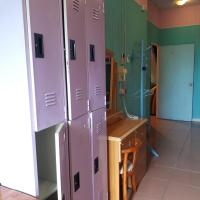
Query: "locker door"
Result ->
[[27, 0, 66, 131], [90, 108, 108, 200], [68, 114, 93, 200], [55, 123, 71, 200], [64, 0, 88, 120], [86, 0, 106, 111]]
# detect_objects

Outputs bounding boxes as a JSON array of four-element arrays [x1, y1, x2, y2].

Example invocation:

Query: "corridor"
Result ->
[[133, 117, 200, 200]]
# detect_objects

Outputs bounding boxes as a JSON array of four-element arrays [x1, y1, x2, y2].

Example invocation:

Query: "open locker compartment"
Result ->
[[35, 123, 70, 200], [68, 114, 93, 200], [90, 108, 108, 200]]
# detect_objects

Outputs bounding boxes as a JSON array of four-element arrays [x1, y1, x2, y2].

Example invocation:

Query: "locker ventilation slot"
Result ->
[[75, 89, 84, 101], [97, 121, 103, 135], [92, 8, 100, 20], [73, 0, 80, 12], [44, 92, 56, 107], [94, 86, 102, 96]]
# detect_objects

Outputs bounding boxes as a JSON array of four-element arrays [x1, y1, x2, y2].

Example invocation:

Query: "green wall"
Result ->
[[105, 0, 149, 117], [147, 22, 160, 44], [147, 22, 200, 119]]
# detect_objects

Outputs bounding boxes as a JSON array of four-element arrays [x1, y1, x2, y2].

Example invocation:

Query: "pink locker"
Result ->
[[90, 108, 108, 200], [28, 0, 66, 131], [55, 123, 71, 200], [85, 0, 106, 111], [68, 114, 93, 200], [64, 0, 88, 120]]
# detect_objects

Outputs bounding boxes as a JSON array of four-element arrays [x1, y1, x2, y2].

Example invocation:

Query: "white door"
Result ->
[[158, 44, 194, 121]]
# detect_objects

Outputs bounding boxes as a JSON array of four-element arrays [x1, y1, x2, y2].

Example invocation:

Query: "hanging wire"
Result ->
[[121, 95, 139, 119]]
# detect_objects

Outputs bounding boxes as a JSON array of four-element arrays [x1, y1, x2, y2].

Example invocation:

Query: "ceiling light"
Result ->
[[176, 0, 189, 6]]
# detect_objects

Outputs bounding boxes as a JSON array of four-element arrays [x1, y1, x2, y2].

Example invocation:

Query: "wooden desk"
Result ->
[[107, 116, 147, 200]]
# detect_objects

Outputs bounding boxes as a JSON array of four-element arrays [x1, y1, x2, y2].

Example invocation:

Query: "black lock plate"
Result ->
[[70, 39, 76, 60], [90, 44, 95, 62], [34, 33, 44, 58], [74, 172, 80, 192], [94, 157, 99, 174]]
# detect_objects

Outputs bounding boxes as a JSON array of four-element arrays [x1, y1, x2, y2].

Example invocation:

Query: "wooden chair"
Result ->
[[120, 138, 142, 200]]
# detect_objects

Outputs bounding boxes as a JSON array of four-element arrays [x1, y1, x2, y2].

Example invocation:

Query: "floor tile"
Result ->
[[163, 182, 200, 200], [145, 165, 173, 180], [132, 193, 162, 200], [136, 176, 168, 199], [171, 169, 200, 188], [176, 156, 200, 172]]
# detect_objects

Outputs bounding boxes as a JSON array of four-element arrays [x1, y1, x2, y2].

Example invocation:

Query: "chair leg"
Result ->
[[123, 174, 128, 200], [131, 174, 137, 192]]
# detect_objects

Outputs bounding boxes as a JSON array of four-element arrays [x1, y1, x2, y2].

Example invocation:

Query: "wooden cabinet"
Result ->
[[107, 114, 147, 200]]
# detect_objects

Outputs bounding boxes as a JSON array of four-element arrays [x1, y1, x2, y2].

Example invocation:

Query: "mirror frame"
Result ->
[[106, 49, 117, 116]]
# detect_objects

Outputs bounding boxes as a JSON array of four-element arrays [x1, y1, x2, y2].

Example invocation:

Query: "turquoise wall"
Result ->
[[105, 0, 149, 117], [105, 1, 200, 119], [147, 22, 200, 119]]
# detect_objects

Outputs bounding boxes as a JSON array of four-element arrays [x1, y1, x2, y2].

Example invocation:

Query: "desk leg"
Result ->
[[108, 141, 120, 200]]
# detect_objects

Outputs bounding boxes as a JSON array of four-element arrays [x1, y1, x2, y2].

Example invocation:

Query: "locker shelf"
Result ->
[[39, 179, 57, 200]]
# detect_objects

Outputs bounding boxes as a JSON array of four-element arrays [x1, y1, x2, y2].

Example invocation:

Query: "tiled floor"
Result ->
[[0, 186, 38, 200], [132, 117, 200, 200]]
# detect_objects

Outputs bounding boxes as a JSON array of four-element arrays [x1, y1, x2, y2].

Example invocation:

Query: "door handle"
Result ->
[[189, 82, 193, 87]]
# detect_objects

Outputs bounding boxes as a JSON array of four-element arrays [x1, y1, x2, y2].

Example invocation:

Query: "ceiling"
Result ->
[[150, 0, 200, 8]]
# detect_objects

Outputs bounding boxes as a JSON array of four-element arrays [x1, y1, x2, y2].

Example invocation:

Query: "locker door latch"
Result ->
[[94, 157, 99, 174], [74, 172, 80, 192], [70, 39, 76, 60], [90, 44, 95, 62], [34, 33, 44, 58]]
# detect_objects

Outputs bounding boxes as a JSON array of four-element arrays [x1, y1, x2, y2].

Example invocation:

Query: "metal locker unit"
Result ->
[[27, 0, 66, 131], [27, 0, 71, 198], [85, 0, 106, 111], [63, 0, 88, 120], [0, 0, 70, 198], [68, 114, 93, 200], [90, 108, 108, 200]]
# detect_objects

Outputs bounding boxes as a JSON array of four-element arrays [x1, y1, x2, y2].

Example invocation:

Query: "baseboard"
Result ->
[[192, 118, 200, 122]]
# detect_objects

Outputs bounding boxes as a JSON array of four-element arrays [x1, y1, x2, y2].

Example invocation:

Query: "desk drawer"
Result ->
[[135, 125, 147, 143], [121, 134, 135, 150]]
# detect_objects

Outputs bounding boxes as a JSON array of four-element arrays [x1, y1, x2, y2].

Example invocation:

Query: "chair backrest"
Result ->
[[121, 138, 143, 174]]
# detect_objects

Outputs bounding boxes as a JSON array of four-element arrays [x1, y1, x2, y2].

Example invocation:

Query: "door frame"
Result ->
[[150, 43, 160, 117]]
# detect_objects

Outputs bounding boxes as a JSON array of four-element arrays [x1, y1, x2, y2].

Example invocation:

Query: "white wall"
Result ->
[[0, 0, 38, 196]]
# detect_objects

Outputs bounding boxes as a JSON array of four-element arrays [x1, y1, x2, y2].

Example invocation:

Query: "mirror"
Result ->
[[105, 49, 117, 115]]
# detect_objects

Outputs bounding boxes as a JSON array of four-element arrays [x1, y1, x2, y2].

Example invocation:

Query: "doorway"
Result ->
[[150, 44, 159, 116]]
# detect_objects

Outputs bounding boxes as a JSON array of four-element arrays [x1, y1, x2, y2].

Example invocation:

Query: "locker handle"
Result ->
[[34, 33, 44, 58], [70, 39, 76, 60], [74, 172, 80, 192], [94, 157, 99, 174], [90, 44, 95, 62]]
